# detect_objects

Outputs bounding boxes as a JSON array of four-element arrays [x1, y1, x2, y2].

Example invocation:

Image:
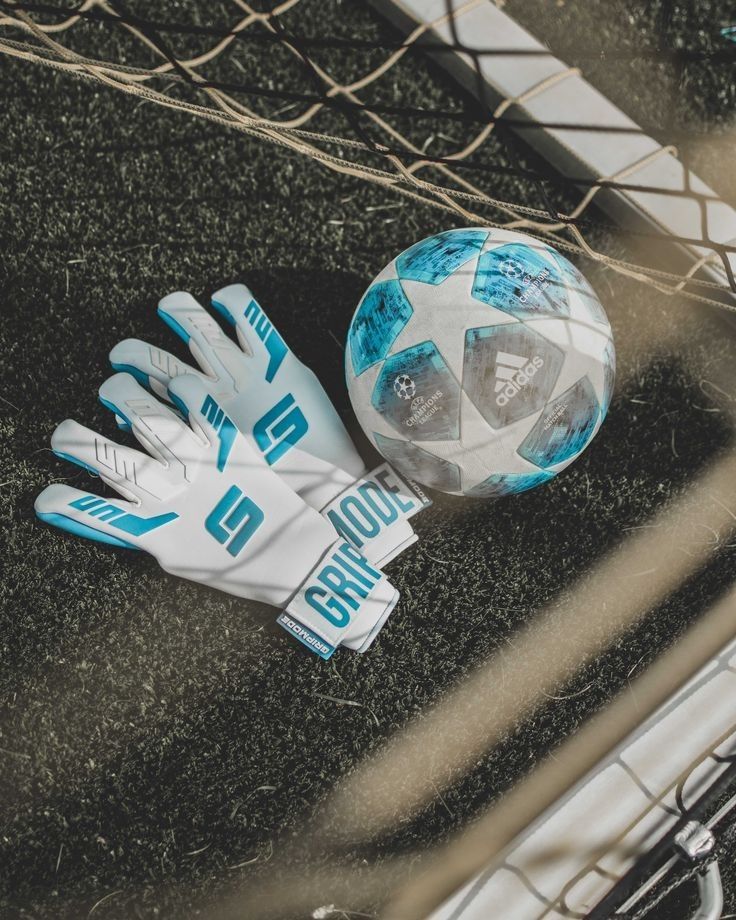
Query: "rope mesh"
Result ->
[[1, 0, 735, 309]]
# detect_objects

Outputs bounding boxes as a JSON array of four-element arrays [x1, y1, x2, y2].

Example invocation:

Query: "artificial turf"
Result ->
[[1, 1, 736, 917]]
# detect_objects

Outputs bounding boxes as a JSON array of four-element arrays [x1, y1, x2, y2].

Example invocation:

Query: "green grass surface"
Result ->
[[1, 1, 736, 917]]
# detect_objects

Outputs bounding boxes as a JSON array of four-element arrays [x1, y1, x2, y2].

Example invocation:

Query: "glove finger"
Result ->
[[110, 338, 204, 402], [51, 419, 171, 503], [166, 373, 255, 476], [211, 283, 289, 385], [99, 373, 203, 473], [35, 483, 176, 550], [113, 408, 184, 432], [158, 291, 251, 392], [213, 283, 366, 482]]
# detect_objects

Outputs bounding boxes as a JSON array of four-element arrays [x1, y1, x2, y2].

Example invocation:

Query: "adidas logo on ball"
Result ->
[[494, 351, 544, 406]]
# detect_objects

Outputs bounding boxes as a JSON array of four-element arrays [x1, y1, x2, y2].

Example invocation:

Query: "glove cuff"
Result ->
[[340, 586, 399, 653], [321, 461, 431, 567], [278, 539, 400, 658]]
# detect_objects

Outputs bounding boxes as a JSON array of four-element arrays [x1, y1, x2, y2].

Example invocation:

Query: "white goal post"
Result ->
[[370, 0, 736, 307]]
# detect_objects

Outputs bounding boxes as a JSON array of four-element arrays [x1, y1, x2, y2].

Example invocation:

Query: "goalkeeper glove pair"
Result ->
[[35, 285, 429, 658]]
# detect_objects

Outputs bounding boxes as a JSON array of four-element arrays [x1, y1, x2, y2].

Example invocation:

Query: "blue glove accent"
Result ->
[[205, 485, 265, 557], [200, 395, 237, 472], [157, 307, 192, 343], [36, 511, 138, 550], [68, 494, 178, 536], [52, 450, 99, 476]]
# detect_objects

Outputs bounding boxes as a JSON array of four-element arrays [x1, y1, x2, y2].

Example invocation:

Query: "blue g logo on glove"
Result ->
[[205, 486, 265, 557], [253, 394, 309, 466]]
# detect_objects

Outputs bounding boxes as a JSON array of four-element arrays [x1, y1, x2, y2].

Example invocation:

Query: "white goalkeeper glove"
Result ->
[[34, 372, 400, 658], [109, 285, 430, 571]]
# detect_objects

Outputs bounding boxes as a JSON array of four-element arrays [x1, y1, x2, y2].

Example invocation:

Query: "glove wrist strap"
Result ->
[[320, 461, 431, 565], [278, 538, 399, 659]]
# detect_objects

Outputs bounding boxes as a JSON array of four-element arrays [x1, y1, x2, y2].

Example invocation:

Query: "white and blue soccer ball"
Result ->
[[345, 228, 615, 497]]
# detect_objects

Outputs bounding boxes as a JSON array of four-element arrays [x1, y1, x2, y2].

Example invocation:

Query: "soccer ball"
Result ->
[[345, 228, 615, 497]]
